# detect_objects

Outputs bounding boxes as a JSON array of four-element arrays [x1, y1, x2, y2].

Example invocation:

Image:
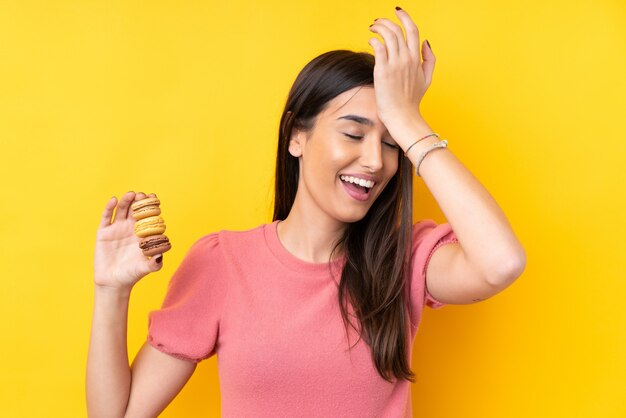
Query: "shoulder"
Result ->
[[412, 219, 438, 239], [410, 219, 457, 261], [218, 222, 267, 245], [411, 219, 455, 249], [408, 219, 459, 310], [181, 231, 222, 266], [188, 222, 268, 258]]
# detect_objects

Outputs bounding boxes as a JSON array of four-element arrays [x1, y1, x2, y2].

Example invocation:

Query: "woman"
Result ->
[[87, 7, 526, 417]]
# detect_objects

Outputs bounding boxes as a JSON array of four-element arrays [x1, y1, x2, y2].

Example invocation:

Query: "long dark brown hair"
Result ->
[[273, 50, 416, 383]]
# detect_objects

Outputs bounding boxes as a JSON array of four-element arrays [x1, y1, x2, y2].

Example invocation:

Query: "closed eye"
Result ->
[[343, 133, 399, 150]]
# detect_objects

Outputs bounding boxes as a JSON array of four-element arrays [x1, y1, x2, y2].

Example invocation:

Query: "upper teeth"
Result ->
[[340, 175, 375, 188]]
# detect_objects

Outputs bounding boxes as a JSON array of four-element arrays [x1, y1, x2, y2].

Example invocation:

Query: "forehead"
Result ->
[[324, 86, 377, 118]]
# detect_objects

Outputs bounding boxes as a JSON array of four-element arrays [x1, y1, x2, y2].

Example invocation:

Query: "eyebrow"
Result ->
[[336, 114, 374, 126], [336, 114, 392, 138]]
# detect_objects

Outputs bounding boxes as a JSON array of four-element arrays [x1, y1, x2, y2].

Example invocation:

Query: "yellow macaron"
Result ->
[[134, 215, 166, 238]]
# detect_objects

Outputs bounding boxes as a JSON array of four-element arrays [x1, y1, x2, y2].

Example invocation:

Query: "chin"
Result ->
[[334, 208, 370, 224]]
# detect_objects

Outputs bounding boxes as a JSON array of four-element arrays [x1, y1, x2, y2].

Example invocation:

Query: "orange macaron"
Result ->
[[130, 197, 161, 220]]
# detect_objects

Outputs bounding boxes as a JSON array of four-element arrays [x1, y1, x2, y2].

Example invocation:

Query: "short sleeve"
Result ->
[[147, 232, 230, 363], [409, 220, 459, 318]]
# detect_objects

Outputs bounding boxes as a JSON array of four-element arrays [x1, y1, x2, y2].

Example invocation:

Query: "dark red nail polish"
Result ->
[[395, 6, 402, 10], [156, 255, 162, 263], [426, 40, 432, 51]]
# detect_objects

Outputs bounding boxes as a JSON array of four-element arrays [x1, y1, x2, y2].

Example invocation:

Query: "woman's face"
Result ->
[[289, 86, 400, 224]]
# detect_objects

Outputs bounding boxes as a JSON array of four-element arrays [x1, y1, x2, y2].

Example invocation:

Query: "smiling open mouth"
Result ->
[[339, 176, 374, 201], [342, 179, 370, 194]]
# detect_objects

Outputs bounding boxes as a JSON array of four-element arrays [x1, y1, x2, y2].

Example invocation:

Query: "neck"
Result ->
[[276, 195, 347, 264]]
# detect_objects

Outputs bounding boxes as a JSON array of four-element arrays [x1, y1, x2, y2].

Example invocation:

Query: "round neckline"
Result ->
[[264, 220, 346, 276]]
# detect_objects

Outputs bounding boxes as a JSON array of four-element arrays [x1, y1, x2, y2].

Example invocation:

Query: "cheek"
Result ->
[[301, 146, 335, 187], [385, 151, 400, 174], [326, 139, 351, 162], [308, 140, 350, 177]]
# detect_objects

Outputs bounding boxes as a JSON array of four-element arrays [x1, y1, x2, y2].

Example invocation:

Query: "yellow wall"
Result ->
[[1, 1, 624, 417]]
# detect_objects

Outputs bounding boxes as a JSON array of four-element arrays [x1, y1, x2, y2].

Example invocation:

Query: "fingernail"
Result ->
[[395, 6, 402, 10], [155, 255, 162, 263], [426, 39, 432, 51], [374, 18, 379, 21]]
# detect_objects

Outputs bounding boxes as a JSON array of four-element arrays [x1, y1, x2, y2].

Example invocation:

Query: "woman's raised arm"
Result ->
[[86, 192, 196, 418]]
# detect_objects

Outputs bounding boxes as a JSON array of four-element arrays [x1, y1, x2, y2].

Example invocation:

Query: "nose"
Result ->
[[359, 137, 383, 172]]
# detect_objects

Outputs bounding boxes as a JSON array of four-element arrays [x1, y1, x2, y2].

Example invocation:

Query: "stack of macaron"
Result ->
[[130, 197, 172, 257]]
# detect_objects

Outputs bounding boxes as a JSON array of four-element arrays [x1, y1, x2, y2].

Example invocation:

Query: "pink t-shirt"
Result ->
[[147, 219, 458, 417]]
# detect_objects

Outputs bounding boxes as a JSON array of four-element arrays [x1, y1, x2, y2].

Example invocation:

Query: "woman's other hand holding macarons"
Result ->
[[94, 191, 164, 292]]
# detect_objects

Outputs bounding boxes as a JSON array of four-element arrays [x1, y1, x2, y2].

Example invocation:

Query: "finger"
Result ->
[[99, 196, 117, 229], [369, 22, 399, 62], [368, 37, 388, 65], [113, 191, 135, 223], [421, 40, 436, 86], [134, 192, 156, 200], [373, 18, 410, 60], [394, 8, 421, 60], [150, 254, 164, 271]]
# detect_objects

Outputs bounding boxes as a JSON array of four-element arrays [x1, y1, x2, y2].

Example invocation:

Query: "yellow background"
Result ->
[[1, 0, 624, 417]]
